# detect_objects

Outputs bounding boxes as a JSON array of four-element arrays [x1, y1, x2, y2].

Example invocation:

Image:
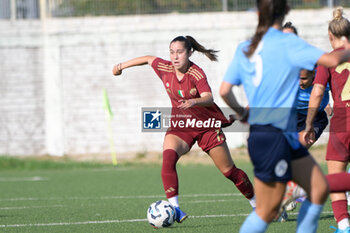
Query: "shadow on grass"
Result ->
[[271, 213, 334, 223], [168, 221, 235, 230]]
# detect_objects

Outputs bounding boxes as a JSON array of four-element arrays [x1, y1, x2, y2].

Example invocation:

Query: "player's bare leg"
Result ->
[[254, 178, 286, 222]]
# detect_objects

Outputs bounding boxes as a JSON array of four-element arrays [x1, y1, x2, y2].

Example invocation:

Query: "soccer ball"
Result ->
[[147, 200, 176, 228]]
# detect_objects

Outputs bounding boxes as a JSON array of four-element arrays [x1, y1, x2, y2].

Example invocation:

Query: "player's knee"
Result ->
[[222, 165, 237, 178]]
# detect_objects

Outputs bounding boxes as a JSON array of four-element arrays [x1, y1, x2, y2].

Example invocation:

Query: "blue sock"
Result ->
[[239, 211, 268, 233], [296, 199, 323, 233]]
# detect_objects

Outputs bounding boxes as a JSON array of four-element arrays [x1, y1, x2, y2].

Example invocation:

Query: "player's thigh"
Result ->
[[163, 133, 190, 156], [207, 141, 234, 173], [292, 156, 328, 204], [327, 160, 348, 174]]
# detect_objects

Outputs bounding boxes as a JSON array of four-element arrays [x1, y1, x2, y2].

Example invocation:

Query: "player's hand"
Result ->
[[112, 63, 123, 76], [235, 107, 249, 123], [325, 104, 333, 117], [228, 114, 236, 124], [304, 124, 316, 145], [177, 99, 196, 110]]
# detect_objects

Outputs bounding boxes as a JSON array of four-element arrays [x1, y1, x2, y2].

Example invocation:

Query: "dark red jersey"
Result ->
[[151, 57, 232, 130], [315, 48, 350, 132]]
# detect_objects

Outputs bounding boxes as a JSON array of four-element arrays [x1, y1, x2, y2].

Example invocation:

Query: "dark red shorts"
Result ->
[[166, 128, 226, 152], [326, 132, 350, 162]]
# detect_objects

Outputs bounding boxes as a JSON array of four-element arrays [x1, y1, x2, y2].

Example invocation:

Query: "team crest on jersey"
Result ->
[[189, 88, 197, 96], [178, 90, 185, 98]]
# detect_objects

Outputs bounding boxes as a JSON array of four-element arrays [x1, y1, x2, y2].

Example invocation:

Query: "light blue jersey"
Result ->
[[224, 27, 324, 148]]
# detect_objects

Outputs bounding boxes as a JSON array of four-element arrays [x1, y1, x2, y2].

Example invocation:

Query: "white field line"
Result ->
[[0, 205, 66, 210], [0, 199, 235, 210], [0, 176, 47, 182], [0, 193, 241, 202], [90, 167, 130, 172], [190, 199, 240, 204], [0, 211, 335, 228]]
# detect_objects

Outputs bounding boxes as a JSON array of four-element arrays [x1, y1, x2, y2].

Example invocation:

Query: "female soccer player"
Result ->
[[305, 7, 350, 233], [220, 1, 350, 232], [282, 21, 332, 149], [297, 68, 332, 148], [112, 35, 256, 223]]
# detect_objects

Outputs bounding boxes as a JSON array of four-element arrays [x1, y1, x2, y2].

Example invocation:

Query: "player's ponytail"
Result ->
[[245, 0, 288, 58], [185, 36, 219, 61], [170, 36, 219, 61], [328, 7, 350, 39]]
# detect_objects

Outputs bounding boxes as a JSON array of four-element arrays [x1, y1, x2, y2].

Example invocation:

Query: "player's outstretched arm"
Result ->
[[112, 56, 157, 76], [317, 38, 350, 67]]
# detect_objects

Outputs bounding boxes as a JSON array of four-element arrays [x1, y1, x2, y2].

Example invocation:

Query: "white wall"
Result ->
[[0, 8, 342, 156]]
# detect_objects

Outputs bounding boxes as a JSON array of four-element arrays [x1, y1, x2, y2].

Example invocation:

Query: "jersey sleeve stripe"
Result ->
[[189, 72, 200, 81], [191, 68, 204, 80], [158, 68, 173, 73], [158, 63, 173, 69], [188, 68, 203, 81]]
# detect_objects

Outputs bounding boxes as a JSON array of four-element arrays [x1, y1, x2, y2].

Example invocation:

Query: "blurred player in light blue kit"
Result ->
[[219, 0, 350, 232]]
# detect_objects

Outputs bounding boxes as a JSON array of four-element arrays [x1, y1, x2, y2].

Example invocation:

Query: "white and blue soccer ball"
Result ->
[[147, 200, 176, 228]]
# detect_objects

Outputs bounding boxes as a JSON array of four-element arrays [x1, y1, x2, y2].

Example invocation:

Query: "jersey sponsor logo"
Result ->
[[274, 159, 288, 177], [143, 110, 162, 129], [189, 88, 197, 96]]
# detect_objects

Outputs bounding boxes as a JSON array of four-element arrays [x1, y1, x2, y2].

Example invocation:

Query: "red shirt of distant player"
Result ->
[[151, 57, 231, 130], [315, 47, 350, 132]]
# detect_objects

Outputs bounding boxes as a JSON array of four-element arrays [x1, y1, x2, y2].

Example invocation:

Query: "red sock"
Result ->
[[223, 165, 254, 199], [332, 200, 349, 222], [161, 149, 179, 199], [327, 173, 350, 192]]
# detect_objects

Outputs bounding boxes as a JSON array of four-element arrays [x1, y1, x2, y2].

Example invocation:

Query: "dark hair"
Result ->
[[245, 0, 288, 57], [282, 21, 298, 35], [170, 36, 219, 61]]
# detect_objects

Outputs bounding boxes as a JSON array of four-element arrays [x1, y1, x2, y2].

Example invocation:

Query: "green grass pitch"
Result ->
[[0, 159, 338, 232]]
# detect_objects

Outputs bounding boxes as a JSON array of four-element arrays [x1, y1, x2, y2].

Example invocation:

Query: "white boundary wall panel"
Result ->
[[0, 9, 341, 156]]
